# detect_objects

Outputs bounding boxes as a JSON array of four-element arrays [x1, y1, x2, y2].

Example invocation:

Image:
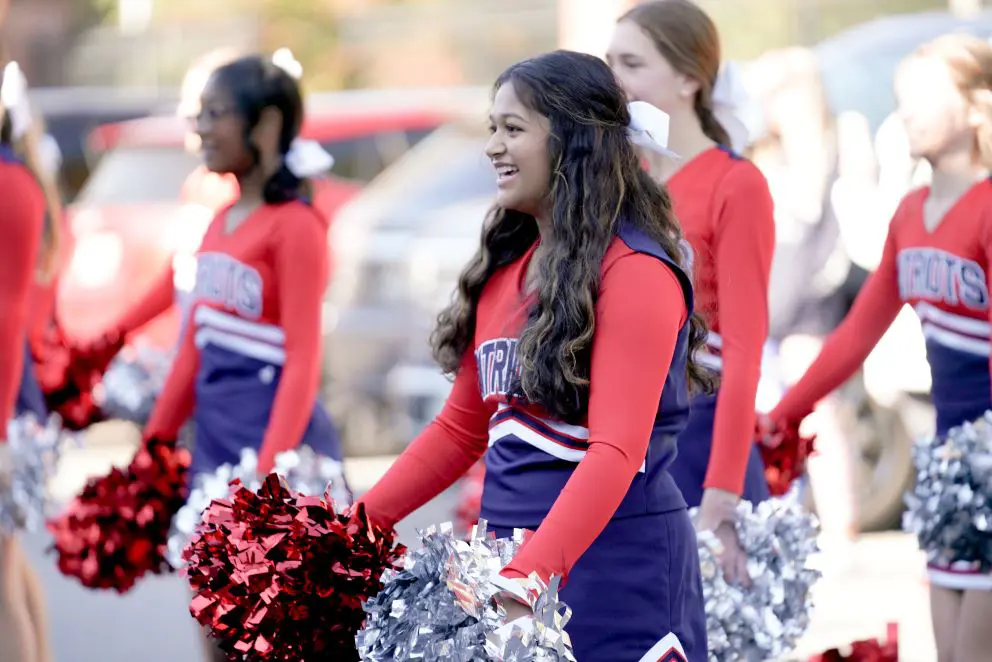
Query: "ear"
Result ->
[[250, 106, 284, 153], [678, 74, 702, 99], [967, 101, 989, 130]]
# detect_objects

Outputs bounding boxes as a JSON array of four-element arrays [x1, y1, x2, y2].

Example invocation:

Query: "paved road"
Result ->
[[19, 427, 935, 661]]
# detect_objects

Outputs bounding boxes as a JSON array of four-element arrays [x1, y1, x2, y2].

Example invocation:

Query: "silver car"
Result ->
[[323, 120, 494, 456]]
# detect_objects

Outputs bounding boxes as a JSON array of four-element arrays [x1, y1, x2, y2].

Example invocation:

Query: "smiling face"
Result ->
[[484, 81, 551, 216], [195, 74, 254, 175]]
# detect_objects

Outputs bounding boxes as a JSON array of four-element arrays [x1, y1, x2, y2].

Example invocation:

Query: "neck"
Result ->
[[236, 156, 281, 204], [930, 148, 988, 198], [655, 109, 714, 181], [532, 201, 555, 244]]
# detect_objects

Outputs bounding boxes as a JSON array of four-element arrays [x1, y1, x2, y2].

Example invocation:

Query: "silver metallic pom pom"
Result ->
[[98, 348, 172, 425], [485, 574, 576, 662], [902, 411, 992, 572], [1, 414, 68, 534], [166, 448, 260, 568], [356, 521, 575, 662], [691, 491, 822, 662], [273, 444, 352, 507], [166, 445, 351, 568]]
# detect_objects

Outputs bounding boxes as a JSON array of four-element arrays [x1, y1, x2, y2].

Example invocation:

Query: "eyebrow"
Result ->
[[488, 112, 529, 124]]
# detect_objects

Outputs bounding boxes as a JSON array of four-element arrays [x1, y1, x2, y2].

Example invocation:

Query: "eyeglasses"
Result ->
[[186, 104, 238, 127]]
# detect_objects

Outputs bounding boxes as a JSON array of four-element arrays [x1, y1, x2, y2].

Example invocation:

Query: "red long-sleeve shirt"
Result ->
[[359, 236, 688, 584], [143, 200, 329, 471], [667, 146, 775, 494], [772, 182, 992, 434], [0, 153, 45, 429]]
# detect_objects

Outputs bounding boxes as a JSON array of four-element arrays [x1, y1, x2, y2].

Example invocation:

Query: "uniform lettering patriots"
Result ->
[[475, 337, 519, 400], [898, 248, 989, 310], [194, 251, 264, 319]]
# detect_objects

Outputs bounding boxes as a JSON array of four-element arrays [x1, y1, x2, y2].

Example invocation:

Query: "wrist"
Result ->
[[698, 488, 740, 526], [490, 573, 535, 607]]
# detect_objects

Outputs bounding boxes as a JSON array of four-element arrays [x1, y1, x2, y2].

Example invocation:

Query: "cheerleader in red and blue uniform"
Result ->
[[0, 59, 47, 662], [765, 35, 992, 660], [607, 0, 775, 584], [142, 54, 347, 489], [83, 50, 244, 356], [359, 51, 709, 661]]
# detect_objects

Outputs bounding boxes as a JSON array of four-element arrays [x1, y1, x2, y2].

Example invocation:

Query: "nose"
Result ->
[[195, 111, 212, 140], [485, 131, 505, 159]]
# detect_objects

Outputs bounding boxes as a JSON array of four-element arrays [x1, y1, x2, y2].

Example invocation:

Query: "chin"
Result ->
[[495, 193, 519, 211], [496, 195, 541, 217], [202, 160, 230, 174]]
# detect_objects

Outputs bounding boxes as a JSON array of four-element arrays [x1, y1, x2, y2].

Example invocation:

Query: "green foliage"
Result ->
[[82, 0, 118, 25]]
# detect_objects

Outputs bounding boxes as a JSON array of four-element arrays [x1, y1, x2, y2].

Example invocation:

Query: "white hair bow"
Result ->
[[38, 133, 62, 178], [627, 100, 678, 158], [272, 48, 303, 80], [711, 61, 762, 153], [285, 138, 334, 178], [1, 61, 32, 140]]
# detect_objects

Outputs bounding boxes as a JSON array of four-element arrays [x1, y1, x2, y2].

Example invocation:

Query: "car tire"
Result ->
[[802, 385, 917, 533]]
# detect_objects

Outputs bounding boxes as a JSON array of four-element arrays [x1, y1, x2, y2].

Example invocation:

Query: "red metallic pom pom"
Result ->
[[808, 623, 899, 661], [759, 419, 816, 497], [185, 475, 405, 661], [30, 322, 124, 430], [47, 437, 190, 592]]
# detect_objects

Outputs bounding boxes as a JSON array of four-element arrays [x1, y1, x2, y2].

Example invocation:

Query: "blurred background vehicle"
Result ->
[[323, 116, 492, 456], [29, 86, 176, 200]]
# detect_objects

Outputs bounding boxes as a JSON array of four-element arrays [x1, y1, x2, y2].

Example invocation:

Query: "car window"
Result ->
[[817, 48, 905, 134], [76, 146, 201, 205], [322, 127, 435, 183], [358, 123, 495, 219]]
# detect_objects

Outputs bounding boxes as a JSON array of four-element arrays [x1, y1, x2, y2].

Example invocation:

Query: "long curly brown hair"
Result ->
[[431, 50, 716, 424]]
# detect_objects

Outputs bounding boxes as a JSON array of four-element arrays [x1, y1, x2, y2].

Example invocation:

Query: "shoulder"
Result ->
[[273, 200, 328, 236], [603, 229, 693, 308], [0, 156, 44, 213], [0, 150, 34, 187], [715, 149, 771, 196], [890, 186, 928, 229], [972, 179, 992, 239], [598, 239, 689, 327]]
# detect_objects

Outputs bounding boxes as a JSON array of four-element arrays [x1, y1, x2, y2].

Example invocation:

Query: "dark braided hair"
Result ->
[[208, 55, 311, 204]]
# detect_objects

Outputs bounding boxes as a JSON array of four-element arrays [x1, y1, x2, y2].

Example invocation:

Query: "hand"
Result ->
[[697, 488, 750, 587], [73, 328, 124, 371], [755, 413, 779, 447], [491, 575, 535, 623], [496, 592, 534, 623]]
